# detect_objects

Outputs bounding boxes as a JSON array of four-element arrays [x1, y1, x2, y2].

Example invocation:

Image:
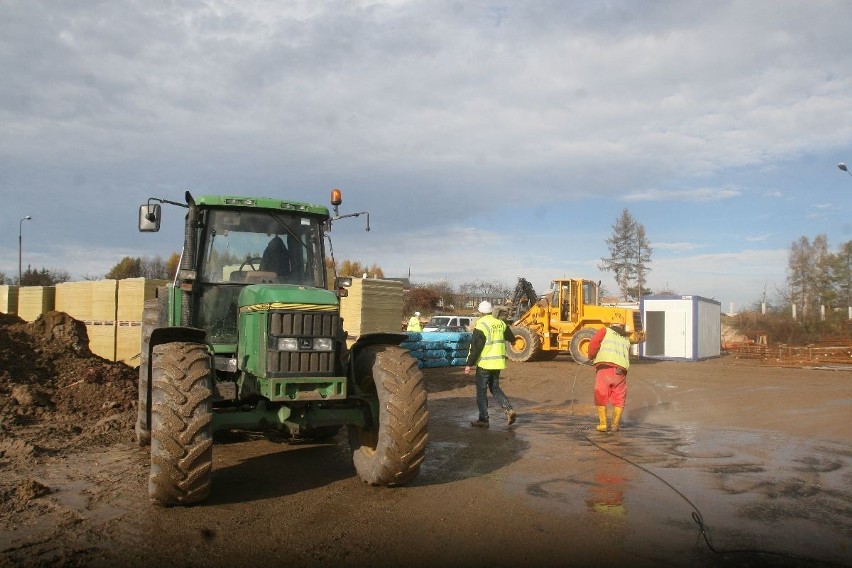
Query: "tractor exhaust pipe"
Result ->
[[180, 191, 198, 327]]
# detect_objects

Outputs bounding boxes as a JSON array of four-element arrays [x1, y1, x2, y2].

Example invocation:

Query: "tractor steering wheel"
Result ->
[[239, 256, 262, 272]]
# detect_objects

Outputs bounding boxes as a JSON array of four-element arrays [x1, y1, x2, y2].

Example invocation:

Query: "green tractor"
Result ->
[[135, 190, 428, 506]]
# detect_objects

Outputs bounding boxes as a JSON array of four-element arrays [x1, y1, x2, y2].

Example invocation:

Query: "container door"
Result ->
[[664, 311, 688, 358]]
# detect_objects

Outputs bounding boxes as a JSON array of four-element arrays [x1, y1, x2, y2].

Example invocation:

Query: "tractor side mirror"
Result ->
[[139, 204, 161, 232]]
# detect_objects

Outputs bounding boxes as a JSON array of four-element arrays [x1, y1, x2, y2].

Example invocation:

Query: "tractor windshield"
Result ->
[[200, 209, 326, 288], [196, 208, 327, 345]]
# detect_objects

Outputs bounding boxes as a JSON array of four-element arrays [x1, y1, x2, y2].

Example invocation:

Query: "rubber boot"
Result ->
[[611, 406, 624, 432], [595, 406, 608, 432]]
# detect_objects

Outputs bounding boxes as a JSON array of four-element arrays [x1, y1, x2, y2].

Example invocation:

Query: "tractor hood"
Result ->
[[238, 284, 339, 311]]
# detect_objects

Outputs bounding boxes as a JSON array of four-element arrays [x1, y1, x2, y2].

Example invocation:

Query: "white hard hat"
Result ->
[[478, 301, 493, 314], [415, 311, 420, 316]]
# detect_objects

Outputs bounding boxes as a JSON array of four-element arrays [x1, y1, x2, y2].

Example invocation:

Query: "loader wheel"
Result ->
[[149, 342, 213, 506], [348, 345, 428, 486], [507, 326, 541, 362], [570, 328, 598, 364], [135, 293, 166, 446]]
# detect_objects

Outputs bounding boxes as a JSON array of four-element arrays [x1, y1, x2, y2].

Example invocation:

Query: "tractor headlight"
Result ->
[[273, 337, 334, 351], [276, 338, 300, 351]]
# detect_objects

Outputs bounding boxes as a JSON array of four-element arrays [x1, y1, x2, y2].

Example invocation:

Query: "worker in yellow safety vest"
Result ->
[[406, 312, 422, 332], [588, 323, 631, 432], [464, 301, 517, 428]]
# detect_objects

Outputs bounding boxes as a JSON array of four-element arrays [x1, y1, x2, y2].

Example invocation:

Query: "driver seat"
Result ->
[[260, 235, 291, 278]]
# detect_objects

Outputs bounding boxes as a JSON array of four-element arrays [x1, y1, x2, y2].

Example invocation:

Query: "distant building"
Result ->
[[384, 277, 411, 292]]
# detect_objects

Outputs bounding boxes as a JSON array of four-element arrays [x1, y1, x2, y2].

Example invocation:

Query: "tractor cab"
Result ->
[[192, 204, 328, 345]]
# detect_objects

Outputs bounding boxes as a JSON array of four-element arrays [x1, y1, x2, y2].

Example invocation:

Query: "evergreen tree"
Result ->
[[599, 209, 652, 301], [19, 266, 70, 286]]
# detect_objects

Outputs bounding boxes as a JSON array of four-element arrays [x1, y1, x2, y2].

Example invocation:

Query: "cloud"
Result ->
[[744, 234, 771, 243], [653, 242, 702, 252], [622, 187, 741, 202], [1, 0, 850, 313]]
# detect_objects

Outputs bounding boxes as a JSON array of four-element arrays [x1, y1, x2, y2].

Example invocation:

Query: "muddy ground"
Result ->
[[1, 313, 850, 568]]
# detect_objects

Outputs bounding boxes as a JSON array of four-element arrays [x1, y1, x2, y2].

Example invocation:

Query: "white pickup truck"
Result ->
[[422, 315, 474, 332]]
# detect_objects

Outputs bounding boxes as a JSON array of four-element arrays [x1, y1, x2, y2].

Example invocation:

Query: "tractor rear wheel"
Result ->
[[348, 345, 428, 486], [135, 293, 166, 446], [507, 326, 541, 362], [570, 328, 598, 364], [149, 341, 213, 506]]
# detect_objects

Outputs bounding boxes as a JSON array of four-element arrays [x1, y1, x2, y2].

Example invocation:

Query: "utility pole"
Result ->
[[18, 215, 32, 285]]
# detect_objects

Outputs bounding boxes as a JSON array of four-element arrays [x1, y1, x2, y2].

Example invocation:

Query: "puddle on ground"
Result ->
[[500, 408, 852, 566]]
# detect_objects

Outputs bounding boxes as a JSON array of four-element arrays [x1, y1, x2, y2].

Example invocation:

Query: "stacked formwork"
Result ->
[[0, 285, 19, 314], [339, 278, 404, 341], [18, 287, 56, 322], [116, 279, 163, 363], [54, 278, 166, 364]]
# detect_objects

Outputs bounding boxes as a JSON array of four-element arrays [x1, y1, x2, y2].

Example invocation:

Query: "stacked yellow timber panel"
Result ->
[[339, 279, 404, 341], [116, 323, 140, 365], [55, 281, 94, 321], [116, 278, 167, 364], [11, 278, 166, 363], [88, 280, 119, 361], [55, 280, 114, 360], [117, 278, 165, 321], [0, 285, 19, 315], [18, 287, 55, 322], [91, 280, 118, 322]]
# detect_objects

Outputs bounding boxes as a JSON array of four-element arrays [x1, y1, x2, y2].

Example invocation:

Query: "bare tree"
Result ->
[[420, 280, 454, 309], [457, 279, 511, 298], [787, 235, 830, 318], [140, 256, 169, 279], [828, 240, 852, 308]]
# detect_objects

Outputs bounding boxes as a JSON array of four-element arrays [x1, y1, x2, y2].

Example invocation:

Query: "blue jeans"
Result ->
[[475, 367, 512, 421]]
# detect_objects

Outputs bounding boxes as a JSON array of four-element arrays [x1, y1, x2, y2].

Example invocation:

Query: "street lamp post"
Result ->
[[18, 215, 32, 285], [838, 163, 852, 178]]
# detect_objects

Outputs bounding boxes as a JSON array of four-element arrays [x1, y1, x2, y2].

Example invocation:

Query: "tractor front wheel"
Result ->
[[149, 341, 213, 506], [348, 345, 428, 486]]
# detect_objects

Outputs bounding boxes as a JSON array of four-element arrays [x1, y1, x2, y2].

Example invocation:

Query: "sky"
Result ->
[[2, 0, 852, 313]]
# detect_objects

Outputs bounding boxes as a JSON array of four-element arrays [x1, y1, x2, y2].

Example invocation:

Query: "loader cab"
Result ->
[[555, 279, 600, 322], [193, 205, 329, 345]]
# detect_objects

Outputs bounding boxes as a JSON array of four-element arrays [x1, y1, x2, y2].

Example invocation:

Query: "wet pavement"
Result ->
[[3, 358, 849, 568], [422, 360, 852, 567]]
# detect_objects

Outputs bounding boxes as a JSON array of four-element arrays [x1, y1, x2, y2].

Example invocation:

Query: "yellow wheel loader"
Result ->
[[505, 278, 644, 364]]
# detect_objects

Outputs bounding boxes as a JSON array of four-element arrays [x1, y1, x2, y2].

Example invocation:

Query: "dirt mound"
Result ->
[[0, 311, 138, 460]]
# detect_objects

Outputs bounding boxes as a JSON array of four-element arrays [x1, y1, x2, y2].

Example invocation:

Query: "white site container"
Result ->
[[639, 295, 721, 361]]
